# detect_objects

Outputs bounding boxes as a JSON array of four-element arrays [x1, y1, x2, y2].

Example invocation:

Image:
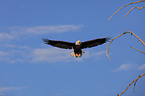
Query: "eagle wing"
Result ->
[[80, 37, 109, 49], [43, 39, 74, 49]]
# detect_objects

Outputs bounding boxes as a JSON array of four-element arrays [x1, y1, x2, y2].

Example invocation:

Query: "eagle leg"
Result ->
[[76, 54, 79, 57], [78, 54, 81, 57]]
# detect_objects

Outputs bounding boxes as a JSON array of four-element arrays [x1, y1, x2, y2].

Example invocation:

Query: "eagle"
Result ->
[[43, 37, 109, 58]]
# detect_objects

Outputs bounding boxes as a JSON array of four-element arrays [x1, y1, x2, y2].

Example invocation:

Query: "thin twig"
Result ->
[[106, 31, 145, 60], [108, 0, 145, 21], [124, 6, 145, 18], [133, 80, 138, 92], [131, 46, 145, 54], [106, 43, 111, 61], [118, 73, 145, 96]]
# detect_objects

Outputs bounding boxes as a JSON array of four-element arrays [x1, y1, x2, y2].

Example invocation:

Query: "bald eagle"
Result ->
[[43, 37, 109, 58]]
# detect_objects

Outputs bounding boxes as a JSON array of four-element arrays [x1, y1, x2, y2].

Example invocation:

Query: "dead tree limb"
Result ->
[[108, 0, 145, 21], [124, 6, 145, 18], [106, 31, 145, 61], [130, 46, 145, 54], [117, 73, 145, 96]]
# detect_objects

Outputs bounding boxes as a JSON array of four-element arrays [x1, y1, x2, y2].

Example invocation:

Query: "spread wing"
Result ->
[[80, 37, 110, 49], [43, 39, 74, 49]]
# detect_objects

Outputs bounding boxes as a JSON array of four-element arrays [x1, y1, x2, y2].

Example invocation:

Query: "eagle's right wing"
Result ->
[[43, 39, 74, 49]]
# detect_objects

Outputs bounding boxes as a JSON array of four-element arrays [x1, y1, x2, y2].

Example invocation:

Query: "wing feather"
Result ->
[[43, 39, 74, 49], [80, 37, 110, 49]]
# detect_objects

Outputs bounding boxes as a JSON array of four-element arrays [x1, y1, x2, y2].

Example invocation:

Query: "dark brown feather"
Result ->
[[43, 39, 74, 49], [80, 37, 109, 49]]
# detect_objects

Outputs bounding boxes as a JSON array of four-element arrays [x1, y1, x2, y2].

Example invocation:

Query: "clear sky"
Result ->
[[0, 0, 145, 96]]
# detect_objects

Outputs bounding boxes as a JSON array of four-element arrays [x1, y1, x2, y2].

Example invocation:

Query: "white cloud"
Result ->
[[1, 44, 16, 48], [0, 51, 8, 56], [25, 25, 82, 34], [0, 45, 32, 64], [138, 64, 145, 70], [32, 48, 73, 63], [112, 64, 132, 72], [0, 25, 83, 41], [0, 45, 74, 63], [0, 33, 14, 41], [10, 25, 83, 34], [0, 87, 23, 96]]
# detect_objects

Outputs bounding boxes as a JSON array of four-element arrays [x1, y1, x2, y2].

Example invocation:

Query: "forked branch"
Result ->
[[124, 6, 145, 18], [106, 31, 145, 61], [117, 73, 145, 96], [108, 0, 145, 20]]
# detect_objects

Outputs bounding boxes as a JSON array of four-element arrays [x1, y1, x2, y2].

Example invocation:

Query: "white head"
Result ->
[[75, 40, 81, 45]]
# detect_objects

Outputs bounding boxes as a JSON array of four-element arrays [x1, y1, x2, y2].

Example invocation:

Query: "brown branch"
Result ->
[[124, 6, 145, 18], [106, 43, 111, 61], [131, 46, 145, 54], [118, 73, 145, 96], [106, 31, 145, 60], [108, 0, 145, 21], [106, 33, 124, 61]]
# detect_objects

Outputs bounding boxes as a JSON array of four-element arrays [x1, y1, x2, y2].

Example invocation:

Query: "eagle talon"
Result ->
[[78, 54, 81, 57]]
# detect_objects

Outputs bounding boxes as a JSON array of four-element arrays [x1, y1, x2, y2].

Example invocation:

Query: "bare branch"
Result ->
[[131, 46, 145, 54], [108, 0, 145, 21], [106, 43, 111, 61], [106, 33, 124, 61], [118, 73, 145, 96], [106, 31, 145, 60], [124, 6, 145, 18]]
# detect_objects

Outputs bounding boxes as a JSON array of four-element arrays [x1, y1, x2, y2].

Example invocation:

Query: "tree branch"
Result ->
[[106, 31, 145, 60], [124, 6, 145, 18], [117, 73, 145, 96], [108, 0, 145, 21], [130, 46, 145, 54]]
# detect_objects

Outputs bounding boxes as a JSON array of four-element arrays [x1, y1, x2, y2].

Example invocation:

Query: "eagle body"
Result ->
[[74, 45, 81, 54], [43, 37, 109, 58], [72, 45, 83, 57]]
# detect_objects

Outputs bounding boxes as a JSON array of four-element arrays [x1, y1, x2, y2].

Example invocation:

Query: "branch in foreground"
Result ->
[[108, 0, 145, 21], [124, 6, 145, 18], [117, 73, 145, 96], [106, 31, 145, 60]]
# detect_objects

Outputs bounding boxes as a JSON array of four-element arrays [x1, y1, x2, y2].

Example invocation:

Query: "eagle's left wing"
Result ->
[[80, 37, 109, 49], [43, 39, 74, 49]]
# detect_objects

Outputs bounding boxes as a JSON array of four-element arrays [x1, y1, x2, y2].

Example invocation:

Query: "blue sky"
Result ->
[[0, 0, 145, 96]]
